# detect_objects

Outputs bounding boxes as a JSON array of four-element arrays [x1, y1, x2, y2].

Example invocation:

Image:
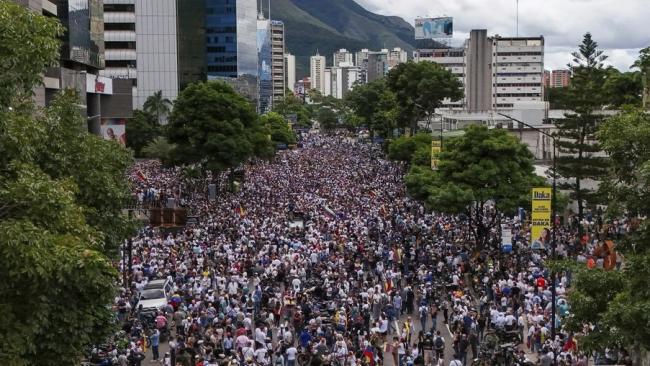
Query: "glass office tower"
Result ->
[[205, 0, 257, 79], [59, 0, 105, 69], [257, 18, 273, 114]]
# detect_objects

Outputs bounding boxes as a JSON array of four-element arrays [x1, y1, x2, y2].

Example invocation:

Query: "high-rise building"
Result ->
[[205, 0, 257, 80], [333, 48, 354, 67], [257, 17, 273, 114], [324, 68, 332, 97], [355, 49, 370, 68], [176, 0, 207, 91], [328, 62, 362, 99], [551, 69, 570, 88], [135, 0, 179, 109], [492, 35, 544, 109], [414, 29, 545, 111], [310, 53, 326, 95], [466, 29, 493, 111], [285, 53, 296, 92], [366, 51, 388, 83], [271, 20, 286, 102], [387, 47, 408, 68], [15, 0, 132, 136], [101, 1, 136, 80]]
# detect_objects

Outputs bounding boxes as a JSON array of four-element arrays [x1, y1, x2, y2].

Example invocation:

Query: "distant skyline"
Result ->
[[355, 0, 648, 71]]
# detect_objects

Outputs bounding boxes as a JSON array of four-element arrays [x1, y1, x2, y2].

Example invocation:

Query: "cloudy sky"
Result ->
[[355, 0, 649, 71]]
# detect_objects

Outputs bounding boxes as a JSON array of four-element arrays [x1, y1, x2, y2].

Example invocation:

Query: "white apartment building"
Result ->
[[271, 20, 286, 102], [284, 54, 296, 92], [310, 53, 326, 95], [492, 36, 544, 109], [324, 69, 332, 97], [333, 48, 354, 67], [387, 47, 408, 68], [414, 30, 544, 111], [324, 62, 362, 99]]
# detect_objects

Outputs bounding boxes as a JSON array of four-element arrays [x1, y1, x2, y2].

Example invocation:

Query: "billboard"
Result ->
[[100, 118, 126, 146], [415, 17, 453, 39], [531, 187, 552, 249], [431, 140, 441, 170]]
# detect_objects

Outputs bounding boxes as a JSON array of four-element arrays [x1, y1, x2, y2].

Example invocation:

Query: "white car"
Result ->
[[136, 279, 172, 311]]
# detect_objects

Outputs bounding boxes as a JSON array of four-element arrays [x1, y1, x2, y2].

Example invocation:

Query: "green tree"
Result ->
[[560, 109, 650, 356], [554, 33, 610, 220], [602, 67, 643, 108], [260, 112, 296, 146], [415, 125, 536, 247], [631, 47, 650, 109], [142, 136, 176, 163], [546, 86, 571, 109], [143, 90, 173, 125], [386, 61, 463, 132], [317, 107, 339, 132], [387, 133, 432, 163], [126, 110, 160, 157], [0, 0, 62, 109], [0, 3, 132, 363], [345, 79, 398, 139], [167, 81, 273, 172], [273, 94, 312, 127]]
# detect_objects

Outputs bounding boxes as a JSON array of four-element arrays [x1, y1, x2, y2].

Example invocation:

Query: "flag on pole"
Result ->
[[136, 170, 148, 182]]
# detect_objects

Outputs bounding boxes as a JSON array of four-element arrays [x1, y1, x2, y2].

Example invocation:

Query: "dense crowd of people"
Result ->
[[96, 132, 632, 366]]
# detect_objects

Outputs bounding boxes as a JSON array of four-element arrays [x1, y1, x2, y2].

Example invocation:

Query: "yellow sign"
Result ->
[[531, 187, 552, 249], [431, 140, 441, 170]]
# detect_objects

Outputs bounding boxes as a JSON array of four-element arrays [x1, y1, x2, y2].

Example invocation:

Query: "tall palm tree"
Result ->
[[631, 47, 650, 109], [143, 90, 173, 125]]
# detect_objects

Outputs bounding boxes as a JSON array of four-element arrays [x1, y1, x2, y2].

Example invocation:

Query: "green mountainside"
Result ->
[[270, 0, 419, 79]]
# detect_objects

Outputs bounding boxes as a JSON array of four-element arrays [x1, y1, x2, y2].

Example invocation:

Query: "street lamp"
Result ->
[[497, 113, 559, 357]]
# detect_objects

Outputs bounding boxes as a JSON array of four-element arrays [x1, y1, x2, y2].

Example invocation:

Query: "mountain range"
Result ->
[[270, 0, 424, 79]]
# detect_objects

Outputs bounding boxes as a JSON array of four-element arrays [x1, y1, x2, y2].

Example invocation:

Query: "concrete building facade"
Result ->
[[333, 48, 354, 67], [135, 0, 178, 109], [414, 29, 545, 112], [271, 20, 286, 101], [284, 53, 296, 93], [310, 53, 326, 95], [551, 69, 571, 88]]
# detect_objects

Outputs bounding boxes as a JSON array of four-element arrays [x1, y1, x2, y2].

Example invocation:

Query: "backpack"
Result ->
[[434, 336, 444, 350]]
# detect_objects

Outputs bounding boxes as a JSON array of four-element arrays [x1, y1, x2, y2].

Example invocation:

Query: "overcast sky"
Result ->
[[355, 0, 649, 71]]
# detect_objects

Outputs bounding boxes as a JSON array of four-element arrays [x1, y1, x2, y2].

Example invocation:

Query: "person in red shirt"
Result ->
[[536, 276, 547, 289]]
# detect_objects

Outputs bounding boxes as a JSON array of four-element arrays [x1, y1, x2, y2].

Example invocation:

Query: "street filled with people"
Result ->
[[94, 132, 634, 366]]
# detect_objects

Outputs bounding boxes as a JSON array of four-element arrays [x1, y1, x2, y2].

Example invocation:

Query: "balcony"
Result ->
[[42, 0, 57, 15], [104, 30, 136, 42], [104, 11, 136, 24], [99, 67, 137, 79], [104, 0, 135, 3], [105, 49, 137, 61]]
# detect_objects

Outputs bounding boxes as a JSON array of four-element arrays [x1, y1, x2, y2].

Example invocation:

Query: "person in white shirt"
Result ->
[[286, 346, 298, 366]]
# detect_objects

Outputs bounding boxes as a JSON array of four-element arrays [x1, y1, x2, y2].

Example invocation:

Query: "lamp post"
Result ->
[[498, 113, 558, 360]]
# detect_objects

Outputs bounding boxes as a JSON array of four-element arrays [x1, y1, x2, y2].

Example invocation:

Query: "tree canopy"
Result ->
[[563, 108, 650, 355], [403, 125, 536, 247], [345, 79, 398, 139], [272, 94, 312, 127], [167, 80, 274, 172], [125, 109, 161, 157], [554, 33, 610, 219], [143, 90, 173, 125], [0, 2, 133, 364], [260, 112, 296, 146], [386, 61, 463, 131]]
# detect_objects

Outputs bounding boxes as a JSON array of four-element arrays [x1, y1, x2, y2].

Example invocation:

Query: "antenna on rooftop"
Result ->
[[516, 0, 519, 37]]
